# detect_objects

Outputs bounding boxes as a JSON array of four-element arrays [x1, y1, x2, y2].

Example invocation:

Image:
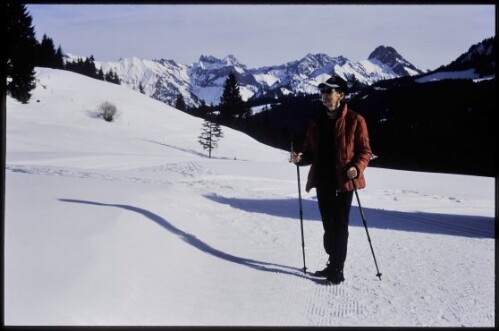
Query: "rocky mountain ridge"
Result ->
[[96, 45, 424, 107], [93, 37, 494, 107]]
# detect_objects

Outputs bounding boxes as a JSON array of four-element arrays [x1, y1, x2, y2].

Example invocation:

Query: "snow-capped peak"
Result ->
[[367, 46, 423, 77], [195, 54, 244, 71], [223, 54, 242, 67], [368, 45, 402, 63], [87, 46, 426, 107]]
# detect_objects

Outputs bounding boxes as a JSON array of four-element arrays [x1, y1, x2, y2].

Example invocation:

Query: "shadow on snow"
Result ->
[[59, 199, 329, 284], [144, 140, 247, 161], [203, 194, 494, 239]]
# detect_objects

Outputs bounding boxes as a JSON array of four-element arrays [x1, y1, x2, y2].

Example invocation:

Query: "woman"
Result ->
[[292, 74, 372, 284]]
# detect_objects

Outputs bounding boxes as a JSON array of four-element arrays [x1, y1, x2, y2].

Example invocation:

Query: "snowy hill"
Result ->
[[416, 37, 495, 83], [5, 68, 495, 326]]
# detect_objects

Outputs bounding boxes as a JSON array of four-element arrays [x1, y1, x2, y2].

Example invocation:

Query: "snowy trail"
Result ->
[[7, 159, 494, 326]]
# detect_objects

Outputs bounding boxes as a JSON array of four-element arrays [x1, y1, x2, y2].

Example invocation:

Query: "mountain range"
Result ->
[[93, 37, 494, 107]]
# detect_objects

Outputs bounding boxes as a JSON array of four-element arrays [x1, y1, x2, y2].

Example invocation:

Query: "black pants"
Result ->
[[316, 187, 353, 271]]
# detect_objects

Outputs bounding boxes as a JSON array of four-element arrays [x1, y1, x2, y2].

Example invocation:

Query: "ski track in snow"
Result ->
[[4, 163, 477, 207], [6, 160, 495, 326]]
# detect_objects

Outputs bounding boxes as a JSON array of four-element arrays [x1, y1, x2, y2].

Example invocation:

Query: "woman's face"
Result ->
[[321, 88, 344, 111]]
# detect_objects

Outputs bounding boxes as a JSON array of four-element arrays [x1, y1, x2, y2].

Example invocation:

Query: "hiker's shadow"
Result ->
[[203, 194, 494, 239], [59, 198, 326, 284]]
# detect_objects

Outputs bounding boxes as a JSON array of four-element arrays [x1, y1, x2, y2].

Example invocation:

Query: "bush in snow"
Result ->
[[98, 101, 118, 122]]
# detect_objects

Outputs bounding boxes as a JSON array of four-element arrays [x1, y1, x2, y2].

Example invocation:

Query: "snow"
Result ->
[[415, 68, 485, 83], [253, 72, 280, 87], [358, 59, 399, 81], [404, 67, 420, 76], [96, 57, 191, 101], [251, 104, 273, 115], [5, 68, 495, 326]]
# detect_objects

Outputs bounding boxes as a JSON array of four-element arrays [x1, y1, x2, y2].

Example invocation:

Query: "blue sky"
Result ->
[[27, 4, 495, 71]]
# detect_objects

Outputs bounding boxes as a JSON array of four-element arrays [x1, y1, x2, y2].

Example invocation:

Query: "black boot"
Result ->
[[314, 259, 332, 277], [327, 268, 345, 285]]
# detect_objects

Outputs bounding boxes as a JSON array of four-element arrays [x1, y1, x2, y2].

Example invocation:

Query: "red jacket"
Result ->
[[299, 103, 372, 193]]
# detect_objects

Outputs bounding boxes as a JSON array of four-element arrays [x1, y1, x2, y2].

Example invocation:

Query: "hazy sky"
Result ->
[[27, 4, 495, 71]]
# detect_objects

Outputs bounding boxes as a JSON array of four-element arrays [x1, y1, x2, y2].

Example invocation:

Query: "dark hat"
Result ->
[[318, 74, 348, 93]]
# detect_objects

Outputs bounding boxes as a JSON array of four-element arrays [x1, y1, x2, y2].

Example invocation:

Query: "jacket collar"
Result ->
[[320, 102, 347, 119], [339, 101, 348, 118]]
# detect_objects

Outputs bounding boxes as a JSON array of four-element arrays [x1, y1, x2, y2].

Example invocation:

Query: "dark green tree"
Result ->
[[175, 93, 187, 111], [104, 68, 120, 84], [219, 72, 246, 126], [84, 55, 97, 78], [35, 34, 64, 69], [37, 34, 56, 68], [5, 2, 37, 103], [198, 109, 223, 158], [96, 67, 105, 80], [65, 55, 99, 79], [54, 45, 64, 69]]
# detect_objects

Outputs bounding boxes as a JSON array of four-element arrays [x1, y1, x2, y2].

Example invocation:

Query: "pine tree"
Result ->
[[55, 45, 64, 69], [84, 55, 97, 78], [198, 109, 223, 159], [175, 93, 187, 111], [35, 34, 65, 69], [37, 34, 57, 68], [96, 67, 104, 80], [104, 68, 120, 84], [237, 100, 252, 123], [104, 70, 113, 82], [5, 2, 37, 103], [219, 72, 246, 126]]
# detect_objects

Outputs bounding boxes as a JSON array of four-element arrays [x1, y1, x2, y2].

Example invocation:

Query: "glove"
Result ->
[[346, 166, 358, 179]]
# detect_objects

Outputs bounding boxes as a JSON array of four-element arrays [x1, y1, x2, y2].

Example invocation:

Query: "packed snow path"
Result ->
[[6, 160, 494, 326]]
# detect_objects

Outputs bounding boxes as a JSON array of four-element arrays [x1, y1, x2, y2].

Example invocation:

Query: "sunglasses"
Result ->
[[319, 87, 339, 94]]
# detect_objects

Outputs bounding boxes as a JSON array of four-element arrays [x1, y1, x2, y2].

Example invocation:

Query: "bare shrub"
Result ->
[[98, 101, 118, 122]]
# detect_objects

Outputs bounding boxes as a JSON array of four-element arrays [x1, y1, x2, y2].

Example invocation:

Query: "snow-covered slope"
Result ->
[[4, 68, 494, 326], [416, 37, 496, 83], [97, 57, 197, 106], [14, 68, 283, 165]]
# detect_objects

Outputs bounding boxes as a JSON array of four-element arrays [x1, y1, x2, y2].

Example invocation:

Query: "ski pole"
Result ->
[[291, 142, 307, 275], [296, 164, 307, 275], [351, 179, 382, 280]]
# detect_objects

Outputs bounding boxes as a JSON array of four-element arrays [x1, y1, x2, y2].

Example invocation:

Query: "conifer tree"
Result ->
[[65, 55, 99, 79], [175, 93, 187, 111], [104, 68, 120, 84], [5, 2, 37, 103], [55, 45, 64, 69], [198, 109, 223, 159], [96, 67, 105, 80], [37, 34, 57, 68], [219, 72, 246, 126], [104, 70, 113, 82], [85, 55, 97, 78]]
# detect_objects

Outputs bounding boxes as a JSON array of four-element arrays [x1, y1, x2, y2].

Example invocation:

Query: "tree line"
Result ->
[[5, 3, 120, 104], [184, 70, 494, 176]]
